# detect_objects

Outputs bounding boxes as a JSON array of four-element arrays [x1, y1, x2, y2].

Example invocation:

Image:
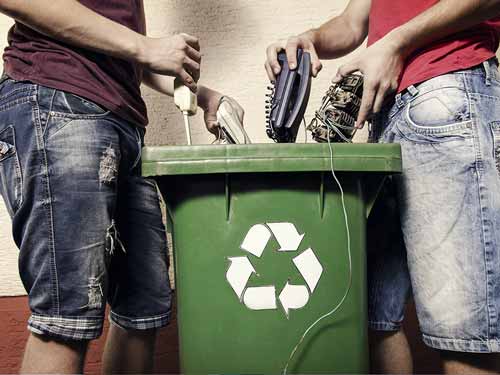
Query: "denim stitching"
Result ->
[[0, 86, 36, 101], [41, 88, 57, 138], [0, 126, 22, 213], [0, 97, 33, 113], [34, 86, 60, 315], [10, 126, 23, 211], [466, 75, 495, 340]]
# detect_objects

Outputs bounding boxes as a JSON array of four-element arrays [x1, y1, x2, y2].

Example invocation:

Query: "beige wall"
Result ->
[[0, 0, 361, 296]]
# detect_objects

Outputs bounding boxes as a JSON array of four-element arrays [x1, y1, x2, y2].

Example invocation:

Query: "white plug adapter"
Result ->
[[174, 78, 197, 115]]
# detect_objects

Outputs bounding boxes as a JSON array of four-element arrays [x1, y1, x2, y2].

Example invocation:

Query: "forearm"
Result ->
[[309, 16, 367, 59], [142, 70, 174, 96], [308, 0, 371, 59], [387, 0, 500, 57], [142, 70, 215, 111], [0, 0, 147, 63]]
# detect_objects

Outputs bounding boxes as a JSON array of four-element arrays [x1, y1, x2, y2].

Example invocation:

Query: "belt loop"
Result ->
[[395, 93, 404, 108], [407, 85, 419, 97], [483, 60, 492, 86]]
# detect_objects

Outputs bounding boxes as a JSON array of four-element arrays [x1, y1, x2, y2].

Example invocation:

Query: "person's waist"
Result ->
[[384, 57, 499, 114]]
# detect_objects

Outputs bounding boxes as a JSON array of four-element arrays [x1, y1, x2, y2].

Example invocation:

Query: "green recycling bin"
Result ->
[[142, 143, 401, 374]]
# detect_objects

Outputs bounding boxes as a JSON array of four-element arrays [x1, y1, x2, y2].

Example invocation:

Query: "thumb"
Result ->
[[333, 61, 360, 83]]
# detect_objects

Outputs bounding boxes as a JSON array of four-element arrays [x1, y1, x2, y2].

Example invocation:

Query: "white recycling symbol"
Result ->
[[226, 223, 323, 317]]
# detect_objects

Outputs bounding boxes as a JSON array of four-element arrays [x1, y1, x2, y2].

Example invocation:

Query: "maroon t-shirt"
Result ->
[[3, 0, 148, 127]]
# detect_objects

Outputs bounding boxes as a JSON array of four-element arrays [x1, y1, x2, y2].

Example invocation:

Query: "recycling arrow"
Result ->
[[226, 257, 256, 300], [243, 286, 277, 310], [240, 224, 271, 258], [279, 282, 309, 317], [227, 222, 324, 317], [267, 223, 304, 252], [293, 248, 323, 293]]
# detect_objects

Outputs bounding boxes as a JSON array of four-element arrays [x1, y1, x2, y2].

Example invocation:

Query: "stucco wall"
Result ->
[[0, 0, 356, 297]]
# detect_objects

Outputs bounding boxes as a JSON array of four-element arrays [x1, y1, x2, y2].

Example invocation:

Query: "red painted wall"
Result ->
[[0, 296, 438, 374]]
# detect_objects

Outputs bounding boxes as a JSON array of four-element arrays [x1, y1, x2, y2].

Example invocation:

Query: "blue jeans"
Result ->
[[368, 58, 500, 353], [0, 76, 172, 340]]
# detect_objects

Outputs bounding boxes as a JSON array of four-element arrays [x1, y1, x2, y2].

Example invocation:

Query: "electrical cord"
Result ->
[[303, 117, 307, 143], [282, 124, 353, 374], [183, 113, 192, 145]]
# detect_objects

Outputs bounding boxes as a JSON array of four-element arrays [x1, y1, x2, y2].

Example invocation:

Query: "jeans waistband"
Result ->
[[392, 57, 498, 112]]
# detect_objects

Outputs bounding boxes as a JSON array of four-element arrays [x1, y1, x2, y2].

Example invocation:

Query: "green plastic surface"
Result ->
[[142, 143, 402, 176], [143, 143, 401, 374]]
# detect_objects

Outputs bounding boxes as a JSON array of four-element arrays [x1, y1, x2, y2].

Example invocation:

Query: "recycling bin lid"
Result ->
[[142, 143, 402, 177]]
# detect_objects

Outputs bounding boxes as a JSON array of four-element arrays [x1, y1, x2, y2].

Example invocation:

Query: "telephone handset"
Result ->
[[266, 49, 312, 143]]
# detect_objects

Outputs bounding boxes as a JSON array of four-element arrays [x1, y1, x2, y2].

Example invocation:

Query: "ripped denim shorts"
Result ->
[[0, 76, 172, 340]]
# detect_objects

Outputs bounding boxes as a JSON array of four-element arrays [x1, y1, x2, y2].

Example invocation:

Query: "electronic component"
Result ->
[[266, 49, 312, 143], [174, 77, 197, 145], [307, 74, 363, 143], [217, 96, 251, 144]]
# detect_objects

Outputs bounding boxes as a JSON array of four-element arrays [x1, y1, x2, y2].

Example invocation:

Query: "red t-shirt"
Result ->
[[3, 0, 148, 127], [368, 0, 500, 92]]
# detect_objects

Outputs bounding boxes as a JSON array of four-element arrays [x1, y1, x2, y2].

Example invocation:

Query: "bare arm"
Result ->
[[312, 0, 371, 59], [142, 70, 215, 111], [335, 0, 500, 127], [265, 0, 371, 80], [0, 0, 201, 91]]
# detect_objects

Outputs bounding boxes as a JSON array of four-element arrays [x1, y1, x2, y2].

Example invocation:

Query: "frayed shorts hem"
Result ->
[[28, 314, 103, 341], [109, 310, 170, 331], [368, 320, 402, 332], [423, 334, 500, 353]]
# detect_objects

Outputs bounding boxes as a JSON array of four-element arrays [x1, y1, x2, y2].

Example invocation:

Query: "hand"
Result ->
[[333, 35, 405, 128], [197, 87, 245, 136], [140, 33, 201, 92], [265, 30, 323, 81]]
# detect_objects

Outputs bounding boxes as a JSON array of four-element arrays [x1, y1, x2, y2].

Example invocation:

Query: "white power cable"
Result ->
[[183, 113, 192, 145], [283, 128, 353, 374]]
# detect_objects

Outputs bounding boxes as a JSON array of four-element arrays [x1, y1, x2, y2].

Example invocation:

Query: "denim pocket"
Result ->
[[62, 92, 108, 115], [40, 86, 110, 118], [398, 86, 473, 144], [0, 125, 23, 216], [406, 87, 471, 129]]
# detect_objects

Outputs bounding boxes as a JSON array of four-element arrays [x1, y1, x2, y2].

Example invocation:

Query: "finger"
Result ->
[[372, 85, 389, 114], [178, 69, 197, 92], [183, 56, 201, 81], [356, 82, 377, 128], [333, 62, 359, 83], [180, 33, 200, 51], [308, 48, 322, 78], [266, 43, 284, 76], [206, 118, 220, 135], [285, 39, 299, 70], [185, 44, 202, 63], [265, 61, 276, 82]]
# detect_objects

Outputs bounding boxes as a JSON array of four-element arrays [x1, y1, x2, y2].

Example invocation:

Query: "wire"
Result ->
[[282, 126, 353, 374], [183, 113, 192, 145], [303, 117, 308, 144]]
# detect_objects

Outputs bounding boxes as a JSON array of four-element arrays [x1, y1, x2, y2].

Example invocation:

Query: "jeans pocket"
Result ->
[[398, 86, 474, 144], [39, 86, 109, 118], [0, 125, 22, 216], [405, 87, 471, 130], [62, 91, 108, 115]]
